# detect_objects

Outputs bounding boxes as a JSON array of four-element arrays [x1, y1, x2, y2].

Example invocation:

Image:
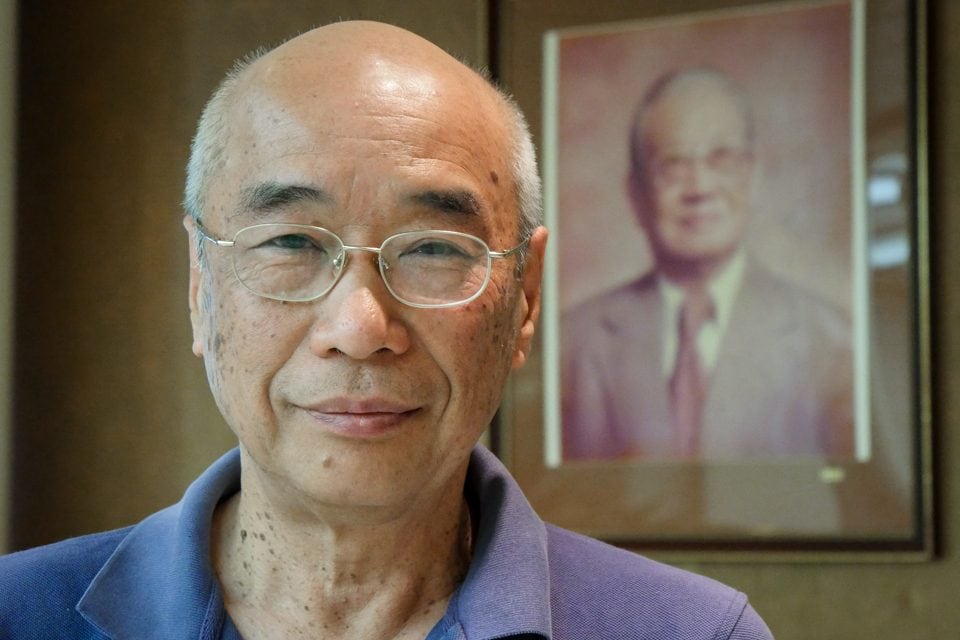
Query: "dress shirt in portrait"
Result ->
[[659, 252, 746, 377]]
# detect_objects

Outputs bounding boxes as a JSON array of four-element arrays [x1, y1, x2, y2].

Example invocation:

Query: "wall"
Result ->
[[0, 0, 15, 553], [8, 1, 960, 638]]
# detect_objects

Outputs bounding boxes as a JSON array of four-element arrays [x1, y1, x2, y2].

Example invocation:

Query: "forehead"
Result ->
[[211, 54, 516, 234], [641, 81, 749, 153]]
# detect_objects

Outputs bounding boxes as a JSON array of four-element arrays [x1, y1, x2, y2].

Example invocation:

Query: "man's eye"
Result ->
[[656, 156, 687, 175], [264, 234, 318, 250], [403, 240, 471, 259], [708, 147, 736, 165]]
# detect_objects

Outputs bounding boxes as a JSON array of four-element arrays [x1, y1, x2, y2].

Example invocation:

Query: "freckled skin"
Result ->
[[192, 117, 532, 515], [185, 21, 547, 640]]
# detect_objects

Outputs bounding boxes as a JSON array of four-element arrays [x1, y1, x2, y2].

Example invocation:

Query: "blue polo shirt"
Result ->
[[0, 446, 772, 639]]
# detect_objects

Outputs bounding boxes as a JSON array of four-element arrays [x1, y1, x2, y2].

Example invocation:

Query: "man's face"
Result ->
[[186, 50, 544, 518], [631, 82, 755, 271]]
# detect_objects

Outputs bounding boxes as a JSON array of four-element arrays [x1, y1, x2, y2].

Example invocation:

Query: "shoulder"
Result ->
[[545, 525, 772, 639], [743, 264, 850, 341], [0, 528, 130, 638], [563, 274, 659, 337]]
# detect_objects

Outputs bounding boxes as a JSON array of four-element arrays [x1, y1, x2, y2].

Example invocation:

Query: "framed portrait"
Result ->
[[494, 0, 932, 558]]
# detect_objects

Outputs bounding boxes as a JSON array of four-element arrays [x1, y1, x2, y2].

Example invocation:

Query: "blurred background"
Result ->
[[1, 1, 958, 638]]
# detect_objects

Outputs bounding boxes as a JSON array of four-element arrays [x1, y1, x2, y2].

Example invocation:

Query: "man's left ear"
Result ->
[[512, 226, 548, 370], [183, 215, 206, 358]]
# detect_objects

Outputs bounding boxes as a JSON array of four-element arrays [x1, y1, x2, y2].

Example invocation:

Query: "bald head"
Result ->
[[185, 22, 541, 249], [243, 21, 494, 101]]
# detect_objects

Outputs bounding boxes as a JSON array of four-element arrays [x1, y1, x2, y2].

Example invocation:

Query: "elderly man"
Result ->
[[563, 69, 853, 462], [1, 25, 771, 639]]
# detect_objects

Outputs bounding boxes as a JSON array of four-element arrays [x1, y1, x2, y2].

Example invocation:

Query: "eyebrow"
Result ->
[[407, 189, 482, 217], [239, 183, 482, 223], [242, 182, 333, 214]]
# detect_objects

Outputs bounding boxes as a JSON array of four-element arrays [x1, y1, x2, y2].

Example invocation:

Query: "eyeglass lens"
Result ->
[[230, 224, 492, 306]]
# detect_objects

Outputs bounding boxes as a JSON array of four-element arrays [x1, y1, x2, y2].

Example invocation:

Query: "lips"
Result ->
[[298, 398, 421, 439]]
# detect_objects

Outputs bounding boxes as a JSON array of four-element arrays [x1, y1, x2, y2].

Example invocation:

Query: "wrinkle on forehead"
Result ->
[[212, 22, 518, 237], [228, 55, 498, 158]]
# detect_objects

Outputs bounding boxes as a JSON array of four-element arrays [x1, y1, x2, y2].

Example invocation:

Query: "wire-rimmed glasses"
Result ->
[[195, 222, 528, 309]]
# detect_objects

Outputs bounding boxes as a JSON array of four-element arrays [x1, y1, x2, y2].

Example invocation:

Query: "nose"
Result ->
[[307, 256, 411, 359], [680, 158, 717, 204]]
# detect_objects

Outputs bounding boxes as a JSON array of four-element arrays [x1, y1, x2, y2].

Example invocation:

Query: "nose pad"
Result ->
[[307, 250, 410, 359]]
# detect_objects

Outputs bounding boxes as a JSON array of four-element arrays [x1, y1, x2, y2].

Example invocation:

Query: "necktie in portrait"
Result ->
[[669, 288, 714, 457]]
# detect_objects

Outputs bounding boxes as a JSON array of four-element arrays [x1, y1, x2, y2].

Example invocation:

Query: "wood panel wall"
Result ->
[[8, 1, 960, 638], [0, 0, 16, 554]]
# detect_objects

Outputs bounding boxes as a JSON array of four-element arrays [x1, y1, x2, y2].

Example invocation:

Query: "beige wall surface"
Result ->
[[8, 1, 960, 638], [0, 0, 15, 553]]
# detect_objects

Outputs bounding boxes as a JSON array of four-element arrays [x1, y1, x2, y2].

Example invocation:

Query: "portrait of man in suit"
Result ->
[[561, 68, 855, 462]]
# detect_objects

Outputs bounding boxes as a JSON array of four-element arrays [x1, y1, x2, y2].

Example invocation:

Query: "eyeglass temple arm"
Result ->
[[194, 221, 235, 247], [489, 237, 530, 259]]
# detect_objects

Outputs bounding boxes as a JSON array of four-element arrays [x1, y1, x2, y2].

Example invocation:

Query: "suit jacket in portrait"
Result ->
[[561, 262, 854, 462]]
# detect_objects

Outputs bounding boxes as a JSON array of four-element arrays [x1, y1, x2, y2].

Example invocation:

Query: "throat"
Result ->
[[210, 492, 475, 640]]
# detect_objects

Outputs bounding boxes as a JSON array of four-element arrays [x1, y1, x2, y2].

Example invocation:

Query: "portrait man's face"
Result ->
[[186, 49, 543, 516], [630, 77, 755, 271]]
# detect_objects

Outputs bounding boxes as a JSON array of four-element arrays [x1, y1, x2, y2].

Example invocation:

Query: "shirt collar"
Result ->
[[75, 446, 552, 640], [658, 252, 747, 374], [77, 449, 241, 640], [447, 446, 552, 639], [659, 251, 745, 323]]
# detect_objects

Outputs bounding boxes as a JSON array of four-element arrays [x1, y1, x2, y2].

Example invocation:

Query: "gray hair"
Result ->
[[183, 48, 542, 266], [183, 48, 266, 225]]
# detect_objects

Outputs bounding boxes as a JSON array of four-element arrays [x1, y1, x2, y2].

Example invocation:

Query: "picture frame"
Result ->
[[493, 0, 932, 559]]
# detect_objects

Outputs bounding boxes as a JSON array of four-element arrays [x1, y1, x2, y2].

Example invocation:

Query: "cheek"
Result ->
[[200, 284, 295, 422], [441, 282, 521, 414], [651, 186, 682, 218], [728, 183, 752, 209]]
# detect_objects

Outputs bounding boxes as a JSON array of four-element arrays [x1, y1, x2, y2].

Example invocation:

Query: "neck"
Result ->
[[212, 464, 473, 640], [657, 253, 734, 291]]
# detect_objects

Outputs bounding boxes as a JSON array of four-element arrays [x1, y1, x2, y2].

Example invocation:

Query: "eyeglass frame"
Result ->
[[193, 220, 530, 309], [647, 144, 754, 184]]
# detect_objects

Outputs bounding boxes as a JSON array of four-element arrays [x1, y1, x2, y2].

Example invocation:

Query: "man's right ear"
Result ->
[[182, 215, 205, 358]]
